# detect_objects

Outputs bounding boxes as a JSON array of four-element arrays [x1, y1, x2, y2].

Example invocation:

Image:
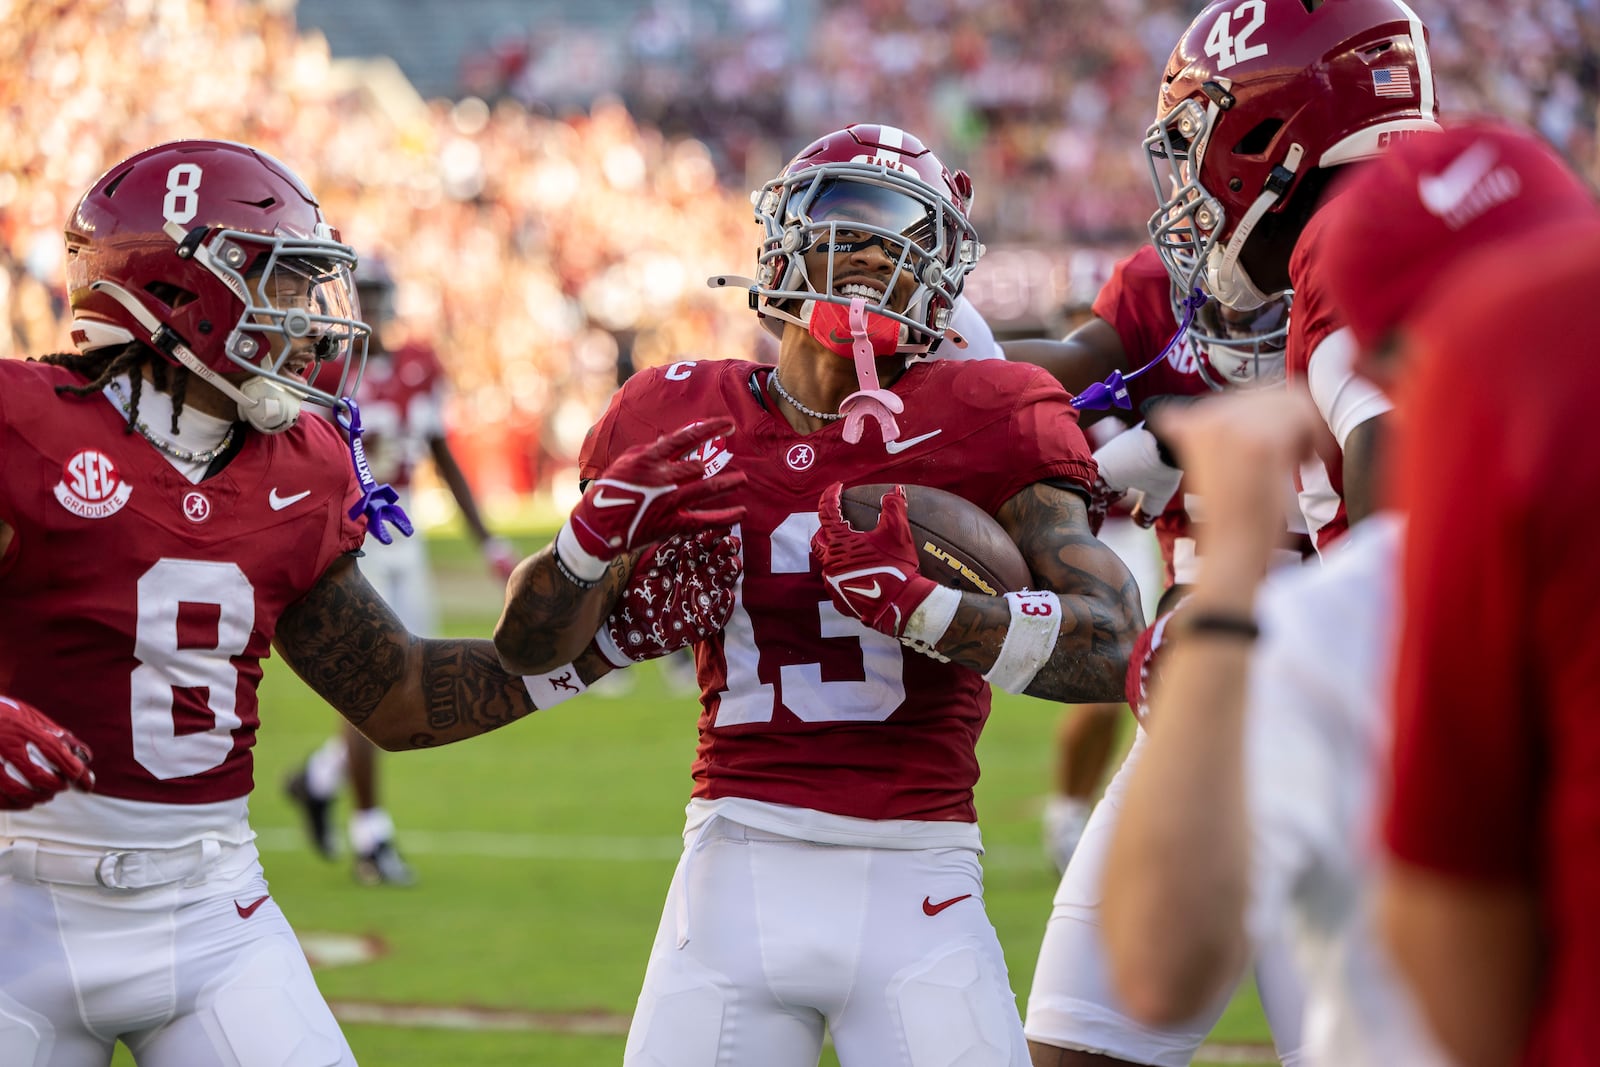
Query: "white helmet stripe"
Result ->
[[876, 125, 906, 163], [1392, 0, 1434, 116]]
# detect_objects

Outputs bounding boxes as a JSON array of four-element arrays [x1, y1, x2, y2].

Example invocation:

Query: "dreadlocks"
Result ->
[[33, 344, 193, 434]]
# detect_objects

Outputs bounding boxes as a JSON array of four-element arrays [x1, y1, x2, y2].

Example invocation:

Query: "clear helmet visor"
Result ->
[[221, 234, 370, 406], [788, 177, 942, 257]]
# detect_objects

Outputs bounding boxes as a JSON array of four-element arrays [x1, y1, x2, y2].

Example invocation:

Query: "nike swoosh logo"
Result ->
[[884, 429, 942, 455], [1417, 140, 1498, 218], [922, 893, 973, 916], [842, 581, 882, 599], [591, 489, 639, 508], [235, 895, 270, 919], [268, 488, 311, 511]]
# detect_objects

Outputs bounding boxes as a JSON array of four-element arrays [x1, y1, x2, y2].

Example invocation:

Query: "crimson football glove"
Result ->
[[1125, 604, 1186, 729], [555, 418, 748, 586], [811, 483, 940, 641], [0, 696, 94, 810], [593, 529, 743, 667]]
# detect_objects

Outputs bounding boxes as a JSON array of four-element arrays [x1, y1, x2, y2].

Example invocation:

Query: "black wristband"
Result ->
[[553, 549, 602, 590], [1178, 611, 1260, 641]]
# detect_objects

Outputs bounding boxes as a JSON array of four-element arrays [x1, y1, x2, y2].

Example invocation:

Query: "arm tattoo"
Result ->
[[274, 555, 409, 726], [936, 483, 1145, 703], [277, 554, 620, 750], [493, 544, 632, 673]]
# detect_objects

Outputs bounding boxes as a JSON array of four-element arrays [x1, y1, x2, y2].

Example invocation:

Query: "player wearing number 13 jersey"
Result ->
[[0, 140, 741, 1067], [569, 125, 1144, 1067]]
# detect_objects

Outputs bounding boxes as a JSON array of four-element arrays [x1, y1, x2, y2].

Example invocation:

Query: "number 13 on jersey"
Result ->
[[713, 512, 909, 726]]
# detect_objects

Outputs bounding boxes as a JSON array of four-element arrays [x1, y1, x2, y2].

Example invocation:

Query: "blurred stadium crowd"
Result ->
[[3, 0, 1597, 500]]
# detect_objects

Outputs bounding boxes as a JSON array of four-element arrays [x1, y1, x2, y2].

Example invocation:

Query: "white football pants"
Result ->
[[0, 842, 354, 1067], [1025, 731, 1306, 1066], [625, 819, 1030, 1067]]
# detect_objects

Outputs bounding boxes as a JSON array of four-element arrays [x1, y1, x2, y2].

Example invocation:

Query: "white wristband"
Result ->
[[593, 626, 634, 669], [983, 590, 1063, 694], [522, 663, 587, 710], [902, 583, 962, 649], [554, 520, 610, 583]]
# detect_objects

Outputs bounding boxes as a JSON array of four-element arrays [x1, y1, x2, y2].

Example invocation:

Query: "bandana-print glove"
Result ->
[[592, 529, 744, 666]]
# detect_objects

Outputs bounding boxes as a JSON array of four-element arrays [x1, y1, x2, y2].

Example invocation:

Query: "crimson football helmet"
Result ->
[[64, 140, 368, 431], [740, 124, 984, 352], [1146, 0, 1440, 311]]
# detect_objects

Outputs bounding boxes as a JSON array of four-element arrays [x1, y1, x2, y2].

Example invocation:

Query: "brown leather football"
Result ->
[[839, 484, 1032, 596]]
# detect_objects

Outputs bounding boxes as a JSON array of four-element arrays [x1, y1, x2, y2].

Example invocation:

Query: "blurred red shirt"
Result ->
[[1384, 226, 1600, 1066]]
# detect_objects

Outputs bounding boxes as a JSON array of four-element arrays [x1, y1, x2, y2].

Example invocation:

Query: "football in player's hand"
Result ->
[[839, 484, 1031, 596]]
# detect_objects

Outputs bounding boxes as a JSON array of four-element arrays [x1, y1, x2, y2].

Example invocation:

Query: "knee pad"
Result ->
[[0, 992, 53, 1067], [890, 940, 1023, 1067], [195, 938, 349, 1067], [624, 952, 734, 1067]]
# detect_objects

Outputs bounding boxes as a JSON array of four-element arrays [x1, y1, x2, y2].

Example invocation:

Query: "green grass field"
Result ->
[[121, 525, 1274, 1065]]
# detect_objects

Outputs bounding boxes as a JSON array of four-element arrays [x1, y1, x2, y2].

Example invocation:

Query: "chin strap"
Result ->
[[87, 279, 301, 432], [1072, 287, 1208, 411], [1208, 142, 1305, 313], [836, 297, 904, 445], [705, 275, 943, 356], [335, 397, 413, 544]]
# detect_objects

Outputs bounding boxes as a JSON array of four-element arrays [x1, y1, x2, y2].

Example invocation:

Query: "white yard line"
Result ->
[[258, 827, 1051, 869], [326, 1001, 1279, 1062]]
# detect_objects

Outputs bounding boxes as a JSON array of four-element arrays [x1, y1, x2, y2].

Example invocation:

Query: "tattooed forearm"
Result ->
[[407, 639, 532, 747], [493, 543, 631, 673], [406, 640, 622, 748], [933, 482, 1144, 703], [278, 555, 624, 752], [275, 555, 411, 725]]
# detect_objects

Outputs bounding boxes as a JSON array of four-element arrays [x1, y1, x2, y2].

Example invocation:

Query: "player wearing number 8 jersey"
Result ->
[[557, 124, 1144, 1067], [0, 140, 743, 1067]]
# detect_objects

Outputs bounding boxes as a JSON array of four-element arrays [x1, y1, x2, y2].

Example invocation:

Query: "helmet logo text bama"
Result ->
[[850, 152, 913, 175]]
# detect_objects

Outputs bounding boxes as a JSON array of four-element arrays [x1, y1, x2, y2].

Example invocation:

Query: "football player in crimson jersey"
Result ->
[[285, 261, 518, 887], [1006, 246, 1307, 1067], [1145, 0, 1440, 552], [495, 123, 1144, 1067], [0, 139, 741, 1067]]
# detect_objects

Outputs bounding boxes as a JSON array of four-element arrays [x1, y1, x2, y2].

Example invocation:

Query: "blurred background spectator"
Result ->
[[5, 0, 1596, 512]]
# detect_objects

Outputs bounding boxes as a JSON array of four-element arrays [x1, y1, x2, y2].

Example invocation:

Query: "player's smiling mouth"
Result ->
[[834, 280, 886, 301]]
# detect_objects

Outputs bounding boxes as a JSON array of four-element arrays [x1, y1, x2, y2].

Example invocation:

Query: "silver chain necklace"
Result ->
[[105, 379, 237, 465], [769, 369, 843, 422]]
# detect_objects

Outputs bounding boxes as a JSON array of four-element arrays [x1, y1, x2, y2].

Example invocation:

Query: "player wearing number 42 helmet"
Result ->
[[0, 139, 744, 1065], [496, 122, 1146, 1066], [1145, 0, 1440, 551]]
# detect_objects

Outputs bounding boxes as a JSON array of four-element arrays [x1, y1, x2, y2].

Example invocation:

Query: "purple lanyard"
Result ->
[[1070, 287, 1208, 411], [335, 397, 413, 545]]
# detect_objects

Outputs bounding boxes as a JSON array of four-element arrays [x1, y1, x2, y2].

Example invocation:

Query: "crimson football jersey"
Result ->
[[1286, 199, 1356, 550], [0, 360, 365, 804], [581, 357, 1096, 823], [1092, 246, 1211, 587]]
